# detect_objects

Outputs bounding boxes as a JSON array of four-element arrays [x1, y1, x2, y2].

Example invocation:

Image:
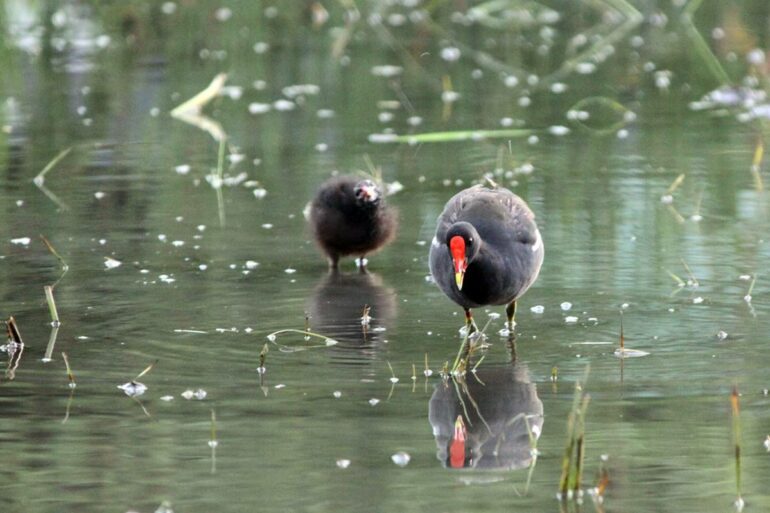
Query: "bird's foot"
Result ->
[[498, 321, 516, 337], [458, 324, 482, 338]]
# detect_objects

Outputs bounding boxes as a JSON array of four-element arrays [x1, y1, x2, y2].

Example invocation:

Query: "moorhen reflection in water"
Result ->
[[309, 176, 398, 271], [306, 271, 397, 354], [429, 184, 543, 333], [429, 362, 543, 470]]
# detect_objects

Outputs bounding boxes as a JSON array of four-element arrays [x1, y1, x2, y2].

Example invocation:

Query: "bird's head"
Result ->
[[446, 222, 480, 291], [354, 179, 381, 206]]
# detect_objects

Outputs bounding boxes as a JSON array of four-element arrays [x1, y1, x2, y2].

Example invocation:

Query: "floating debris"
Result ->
[[119, 360, 156, 397], [10, 237, 31, 245], [104, 257, 121, 269], [717, 330, 729, 341], [367, 133, 399, 144], [371, 65, 402, 77], [248, 102, 271, 114], [561, 302, 573, 311], [385, 181, 404, 196], [614, 347, 650, 358], [565, 316, 579, 324], [440, 46, 461, 62], [273, 99, 295, 111], [764, 435, 770, 452], [160, 395, 174, 402], [118, 381, 147, 397], [333, 391, 342, 399], [181, 389, 207, 400], [689, 85, 766, 111], [368, 398, 380, 406], [336, 459, 351, 469], [282, 84, 320, 98], [391, 451, 411, 467], [548, 125, 570, 136], [531, 305, 545, 314]]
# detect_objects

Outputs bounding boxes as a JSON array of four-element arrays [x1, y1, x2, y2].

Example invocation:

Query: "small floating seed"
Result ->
[[391, 451, 411, 467]]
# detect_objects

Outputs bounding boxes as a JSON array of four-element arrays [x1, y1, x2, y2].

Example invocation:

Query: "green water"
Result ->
[[1, 2, 770, 512]]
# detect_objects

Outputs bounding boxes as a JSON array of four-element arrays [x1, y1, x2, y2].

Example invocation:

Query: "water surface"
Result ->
[[1, 2, 770, 512]]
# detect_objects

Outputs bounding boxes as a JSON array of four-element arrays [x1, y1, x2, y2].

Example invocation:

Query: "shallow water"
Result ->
[[2, 2, 770, 512]]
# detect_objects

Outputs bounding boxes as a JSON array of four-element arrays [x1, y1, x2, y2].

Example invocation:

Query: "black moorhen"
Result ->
[[429, 184, 543, 333], [309, 176, 397, 270]]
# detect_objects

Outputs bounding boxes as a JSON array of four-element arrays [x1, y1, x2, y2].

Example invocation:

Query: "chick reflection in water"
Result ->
[[429, 363, 543, 470], [306, 271, 396, 353]]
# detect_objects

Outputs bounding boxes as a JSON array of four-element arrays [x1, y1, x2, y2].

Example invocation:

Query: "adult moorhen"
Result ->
[[309, 176, 397, 270], [429, 184, 543, 333]]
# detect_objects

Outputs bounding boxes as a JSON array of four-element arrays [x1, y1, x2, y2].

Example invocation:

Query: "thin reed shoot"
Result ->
[[559, 366, 592, 501], [40, 235, 69, 272], [731, 385, 743, 510], [33, 147, 73, 187], [44, 286, 60, 327], [61, 352, 76, 388]]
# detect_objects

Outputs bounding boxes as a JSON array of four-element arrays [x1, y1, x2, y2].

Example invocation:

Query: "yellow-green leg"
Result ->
[[505, 301, 517, 332], [464, 308, 478, 334]]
